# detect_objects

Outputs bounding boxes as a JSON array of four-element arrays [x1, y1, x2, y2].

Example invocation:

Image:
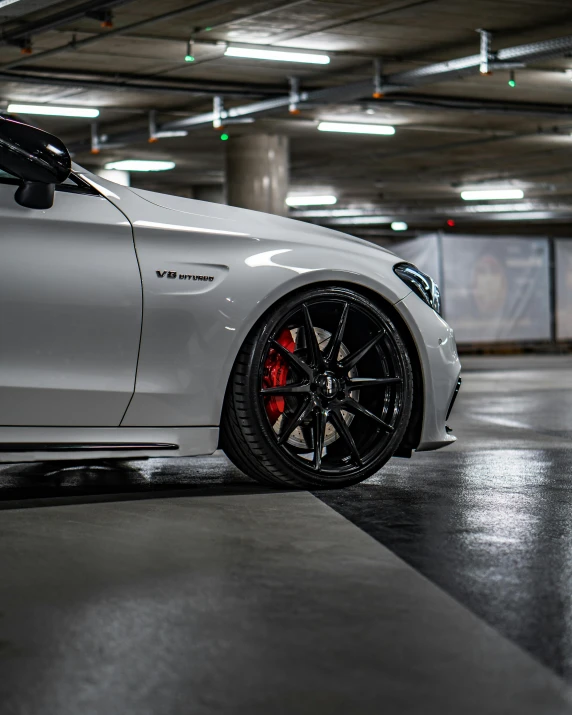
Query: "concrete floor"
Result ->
[[1, 355, 572, 714]]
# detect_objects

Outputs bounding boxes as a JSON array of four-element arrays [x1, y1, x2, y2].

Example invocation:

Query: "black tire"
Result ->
[[221, 286, 413, 489]]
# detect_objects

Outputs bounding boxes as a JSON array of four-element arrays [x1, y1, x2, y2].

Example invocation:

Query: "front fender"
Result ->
[[121, 234, 408, 427]]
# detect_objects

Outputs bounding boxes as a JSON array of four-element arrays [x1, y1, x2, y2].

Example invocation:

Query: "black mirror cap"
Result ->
[[0, 117, 71, 184], [15, 181, 55, 210]]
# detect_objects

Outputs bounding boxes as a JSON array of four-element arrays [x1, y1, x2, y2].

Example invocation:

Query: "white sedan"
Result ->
[[0, 118, 461, 488]]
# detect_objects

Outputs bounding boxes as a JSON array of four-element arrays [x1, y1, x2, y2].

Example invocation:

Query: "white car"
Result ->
[[0, 118, 461, 489]]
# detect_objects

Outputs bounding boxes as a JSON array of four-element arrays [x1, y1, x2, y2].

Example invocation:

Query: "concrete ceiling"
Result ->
[[1, 0, 572, 239]]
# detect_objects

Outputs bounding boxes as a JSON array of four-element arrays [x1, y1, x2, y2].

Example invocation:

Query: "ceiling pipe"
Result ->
[[0, 0, 236, 71], [0, 0, 135, 47], [477, 29, 492, 75], [388, 34, 572, 86], [363, 94, 572, 119], [0, 68, 281, 97]]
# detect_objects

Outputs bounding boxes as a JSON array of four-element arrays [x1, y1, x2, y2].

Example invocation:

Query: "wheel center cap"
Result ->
[[316, 372, 340, 399]]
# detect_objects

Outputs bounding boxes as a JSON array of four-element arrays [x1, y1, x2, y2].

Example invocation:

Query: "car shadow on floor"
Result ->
[[0, 454, 288, 510]]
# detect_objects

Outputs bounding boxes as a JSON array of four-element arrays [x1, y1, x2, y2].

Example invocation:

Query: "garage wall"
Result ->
[[393, 233, 554, 344]]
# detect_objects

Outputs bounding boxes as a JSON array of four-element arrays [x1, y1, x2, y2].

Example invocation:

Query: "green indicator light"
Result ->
[[185, 55, 195, 62], [508, 79, 516, 87], [205, 26, 212, 31], [220, 133, 229, 141]]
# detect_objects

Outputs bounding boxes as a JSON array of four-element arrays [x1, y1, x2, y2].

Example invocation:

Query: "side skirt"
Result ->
[[0, 427, 218, 463]]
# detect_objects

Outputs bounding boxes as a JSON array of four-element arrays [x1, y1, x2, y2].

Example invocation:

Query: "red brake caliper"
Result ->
[[263, 328, 296, 424]]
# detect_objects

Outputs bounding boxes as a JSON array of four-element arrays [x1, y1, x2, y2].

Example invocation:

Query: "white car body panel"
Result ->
[[0, 165, 461, 461], [0, 183, 142, 426]]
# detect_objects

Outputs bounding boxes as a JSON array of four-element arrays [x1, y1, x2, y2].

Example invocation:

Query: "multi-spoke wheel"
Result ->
[[221, 286, 413, 488]]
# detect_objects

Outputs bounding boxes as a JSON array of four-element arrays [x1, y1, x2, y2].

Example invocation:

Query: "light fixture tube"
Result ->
[[286, 195, 337, 207], [225, 46, 330, 64], [105, 160, 175, 172], [153, 131, 188, 139], [461, 189, 524, 201], [7, 103, 100, 118], [318, 121, 395, 135]]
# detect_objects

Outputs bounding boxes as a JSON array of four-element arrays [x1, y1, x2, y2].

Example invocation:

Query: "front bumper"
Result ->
[[394, 292, 462, 452]]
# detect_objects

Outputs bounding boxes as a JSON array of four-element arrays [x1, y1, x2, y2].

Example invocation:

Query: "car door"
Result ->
[[0, 175, 142, 426]]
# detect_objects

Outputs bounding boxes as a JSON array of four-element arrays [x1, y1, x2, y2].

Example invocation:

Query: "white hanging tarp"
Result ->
[[441, 235, 550, 343], [555, 239, 572, 341]]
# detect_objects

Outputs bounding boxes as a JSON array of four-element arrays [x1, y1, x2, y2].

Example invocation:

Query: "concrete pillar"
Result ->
[[226, 134, 288, 216]]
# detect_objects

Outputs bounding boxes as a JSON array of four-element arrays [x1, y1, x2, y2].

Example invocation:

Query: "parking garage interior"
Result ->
[[2, 1, 572, 713]]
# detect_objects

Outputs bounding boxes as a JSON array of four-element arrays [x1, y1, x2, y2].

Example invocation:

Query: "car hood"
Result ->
[[74, 165, 397, 261], [73, 166, 410, 305], [127, 185, 396, 256]]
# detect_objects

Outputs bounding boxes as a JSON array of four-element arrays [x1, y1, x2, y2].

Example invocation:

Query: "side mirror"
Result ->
[[0, 117, 71, 209]]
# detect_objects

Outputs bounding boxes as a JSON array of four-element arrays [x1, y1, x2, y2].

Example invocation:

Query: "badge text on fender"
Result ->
[[156, 270, 214, 281]]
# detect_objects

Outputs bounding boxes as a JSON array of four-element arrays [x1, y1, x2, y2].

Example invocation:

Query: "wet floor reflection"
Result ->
[[317, 447, 572, 679], [0, 453, 258, 507]]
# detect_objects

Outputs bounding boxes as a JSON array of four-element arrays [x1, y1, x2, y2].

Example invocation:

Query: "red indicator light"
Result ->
[[446, 219, 456, 227]]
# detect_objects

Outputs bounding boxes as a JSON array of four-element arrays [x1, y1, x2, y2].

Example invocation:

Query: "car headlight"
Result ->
[[393, 262, 442, 315]]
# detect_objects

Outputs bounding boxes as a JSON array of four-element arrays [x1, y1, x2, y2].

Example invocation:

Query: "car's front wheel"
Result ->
[[221, 286, 413, 489]]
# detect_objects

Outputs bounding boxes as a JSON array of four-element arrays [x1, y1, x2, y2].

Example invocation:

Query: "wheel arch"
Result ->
[[218, 278, 424, 454]]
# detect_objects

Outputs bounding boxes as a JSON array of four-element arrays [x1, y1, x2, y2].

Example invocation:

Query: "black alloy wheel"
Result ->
[[221, 286, 414, 489]]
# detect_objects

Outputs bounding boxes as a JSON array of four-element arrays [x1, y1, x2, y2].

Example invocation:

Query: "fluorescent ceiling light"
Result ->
[[327, 215, 392, 225], [105, 160, 175, 172], [461, 189, 524, 201], [318, 121, 395, 136], [153, 130, 188, 139], [225, 46, 330, 64], [286, 195, 337, 207], [0, 0, 22, 9], [391, 221, 408, 231], [7, 103, 99, 118], [290, 208, 370, 218]]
